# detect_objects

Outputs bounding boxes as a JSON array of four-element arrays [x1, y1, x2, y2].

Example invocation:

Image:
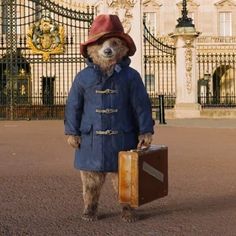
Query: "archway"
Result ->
[[212, 65, 232, 104], [0, 51, 31, 105]]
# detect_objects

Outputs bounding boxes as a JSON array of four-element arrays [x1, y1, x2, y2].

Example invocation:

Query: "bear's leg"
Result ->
[[80, 170, 106, 221], [110, 173, 138, 222]]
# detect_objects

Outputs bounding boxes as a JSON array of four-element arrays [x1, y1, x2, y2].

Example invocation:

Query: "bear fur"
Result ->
[[66, 36, 152, 222], [87, 37, 129, 76]]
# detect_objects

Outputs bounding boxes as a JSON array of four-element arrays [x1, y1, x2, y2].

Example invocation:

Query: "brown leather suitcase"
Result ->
[[118, 145, 168, 208]]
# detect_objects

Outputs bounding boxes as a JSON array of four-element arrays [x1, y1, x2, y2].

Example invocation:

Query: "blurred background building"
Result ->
[[1, 0, 236, 120]]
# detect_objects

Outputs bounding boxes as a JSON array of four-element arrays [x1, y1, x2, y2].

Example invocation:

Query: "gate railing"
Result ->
[[197, 48, 236, 108], [198, 94, 236, 108], [143, 15, 176, 110], [0, 0, 94, 120], [149, 93, 176, 110]]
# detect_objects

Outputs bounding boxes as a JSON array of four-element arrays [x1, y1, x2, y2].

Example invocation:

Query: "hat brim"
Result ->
[[80, 32, 136, 58]]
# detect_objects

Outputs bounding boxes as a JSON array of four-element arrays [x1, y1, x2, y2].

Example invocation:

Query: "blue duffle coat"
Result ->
[[64, 58, 154, 172]]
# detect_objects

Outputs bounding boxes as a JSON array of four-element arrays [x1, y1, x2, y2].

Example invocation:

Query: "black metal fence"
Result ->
[[197, 52, 236, 108], [0, 95, 67, 120], [198, 94, 236, 108], [0, 0, 94, 120], [143, 15, 176, 110], [148, 93, 175, 123], [149, 93, 176, 109]]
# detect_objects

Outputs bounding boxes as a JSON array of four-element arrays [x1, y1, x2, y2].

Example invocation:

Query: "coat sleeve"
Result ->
[[64, 74, 84, 136], [130, 71, 154, 135]]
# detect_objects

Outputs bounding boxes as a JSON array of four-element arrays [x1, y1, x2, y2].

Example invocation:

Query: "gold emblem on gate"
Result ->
[[27, 14, 64, 61]]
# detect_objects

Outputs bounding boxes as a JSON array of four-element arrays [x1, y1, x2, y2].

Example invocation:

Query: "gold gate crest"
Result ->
[[27, 15, 64, 61]]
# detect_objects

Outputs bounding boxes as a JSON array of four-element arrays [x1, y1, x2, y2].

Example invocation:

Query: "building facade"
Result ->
[[144, 0, 236, 114], [1, 0, 236, 120]]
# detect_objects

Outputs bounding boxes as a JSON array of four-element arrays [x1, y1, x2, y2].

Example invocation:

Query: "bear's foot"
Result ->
[[121, 206, 138, 223], [81, 211, 98, 221], [81, 205, 98, 221]]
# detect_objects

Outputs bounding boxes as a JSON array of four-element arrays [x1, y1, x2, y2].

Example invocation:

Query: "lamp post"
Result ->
[[176, 0, 195, 28], [170, 0, 201, 118]]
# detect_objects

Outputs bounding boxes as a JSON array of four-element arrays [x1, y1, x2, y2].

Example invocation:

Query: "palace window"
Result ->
[[219, 12, 232, 36], [42, 76, 55, 105], [145, 12, 157, 35], [145, 74, 155, 93]]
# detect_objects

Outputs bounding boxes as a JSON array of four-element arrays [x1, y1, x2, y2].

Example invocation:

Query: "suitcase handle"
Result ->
[[130, 145, 166, 153], [130, 146, 149, 152]]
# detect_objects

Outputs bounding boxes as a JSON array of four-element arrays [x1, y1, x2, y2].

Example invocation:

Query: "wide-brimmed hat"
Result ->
[[80, 14, 136, 58]]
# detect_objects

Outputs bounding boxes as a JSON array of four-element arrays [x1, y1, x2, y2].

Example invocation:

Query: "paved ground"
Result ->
[[165, 118, 236, 129], [0, 119, 235, 236]]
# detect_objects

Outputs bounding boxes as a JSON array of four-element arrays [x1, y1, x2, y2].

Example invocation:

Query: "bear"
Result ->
[[64, 14, 154, 222]]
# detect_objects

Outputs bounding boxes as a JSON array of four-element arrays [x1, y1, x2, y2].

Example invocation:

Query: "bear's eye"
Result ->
[[97, 39, 104, 45], [112, 41, 118, 47]]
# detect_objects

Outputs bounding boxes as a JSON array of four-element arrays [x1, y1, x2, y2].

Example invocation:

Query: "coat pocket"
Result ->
[[112, 127, 137, 152], [79, 122, 93, 147], [80, 122, 92, 134]]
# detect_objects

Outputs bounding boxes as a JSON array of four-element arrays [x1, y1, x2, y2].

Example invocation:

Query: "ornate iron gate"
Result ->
[[143, 16, 176, 109], [197, 51, 236, 108], [0, 0, 94, 120]]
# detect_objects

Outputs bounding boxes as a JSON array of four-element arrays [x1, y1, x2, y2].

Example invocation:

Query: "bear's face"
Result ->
[[87, 37, 129, 75]]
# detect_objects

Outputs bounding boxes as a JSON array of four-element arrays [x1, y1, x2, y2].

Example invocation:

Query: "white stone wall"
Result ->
[[143, 0, 236, 37]]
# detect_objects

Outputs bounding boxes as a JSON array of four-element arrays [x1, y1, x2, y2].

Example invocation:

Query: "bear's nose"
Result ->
[[104, 48, 112, 56]]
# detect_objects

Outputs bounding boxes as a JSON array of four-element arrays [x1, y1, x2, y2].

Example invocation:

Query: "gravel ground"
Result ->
[[0, 120, 235, 236]]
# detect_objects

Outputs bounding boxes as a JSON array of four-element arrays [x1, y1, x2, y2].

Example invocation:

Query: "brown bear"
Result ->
[[65, 14, 154, 222]]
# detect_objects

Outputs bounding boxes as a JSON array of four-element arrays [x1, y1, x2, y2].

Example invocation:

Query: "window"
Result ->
[[145, 74, 155, 93], [42, 76, 55, 105], [145, 12, 157, 35], [219, 12, 232, 36]]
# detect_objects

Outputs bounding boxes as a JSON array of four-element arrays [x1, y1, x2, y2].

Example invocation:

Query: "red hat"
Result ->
[[80, 14, 136, 58]]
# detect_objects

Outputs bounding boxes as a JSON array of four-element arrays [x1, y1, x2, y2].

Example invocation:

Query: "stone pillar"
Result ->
[[170, 27, 201, 118], [95, 0, 143, 76]]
